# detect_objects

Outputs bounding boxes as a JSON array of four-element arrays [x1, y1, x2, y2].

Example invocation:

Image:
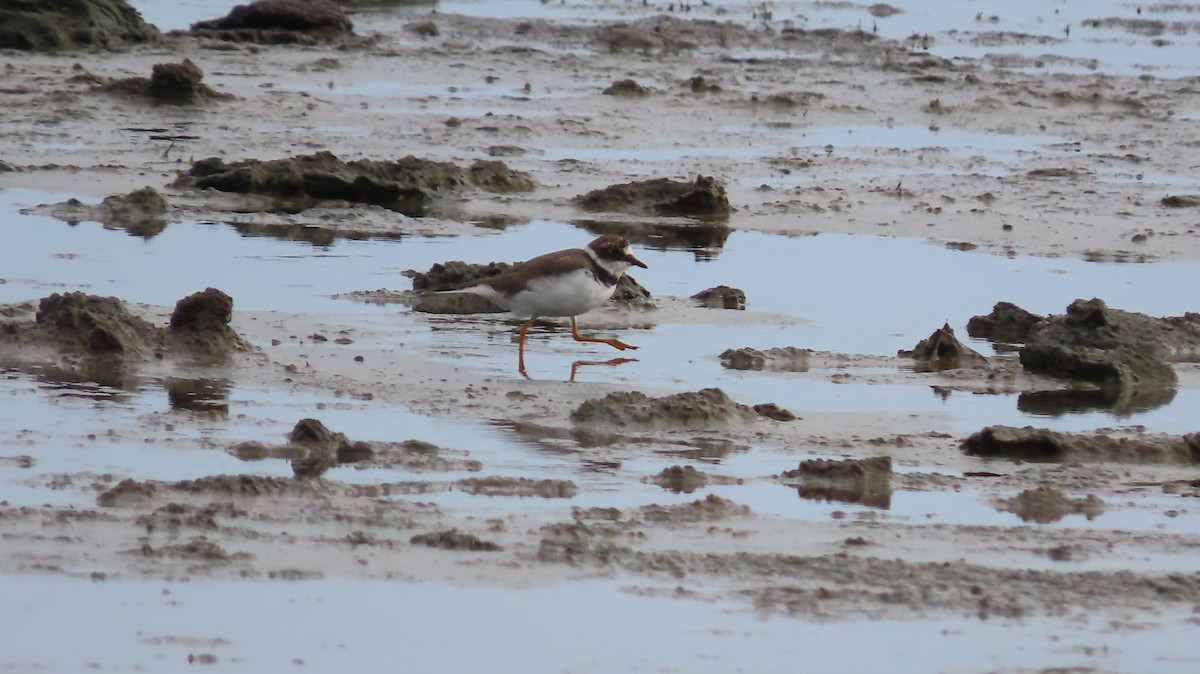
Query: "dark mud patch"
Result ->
[[962, 425, 1200, 464], [900, 323, 990, 371], [99, 59, 233, 105], [410, 529, 502, 551], [575, 175, 731, 218], [781, 456, 893, 508], [1161, 194, 1200, 208], [691, 285, 745, 310], [570, 388, 758, 429], [176, 151, 482, 216], [0, 0, 159, 51], [998, 487, 1105, 524], [29, 186, 169, 237], [719, 347, 810, 372], [185, 0, 356, 45]]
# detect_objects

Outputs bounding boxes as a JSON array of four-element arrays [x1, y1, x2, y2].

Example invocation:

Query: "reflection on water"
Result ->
[[574, 218, 732, 258], [165, 376, 231, 414], [1017, 385, 1178, 418]]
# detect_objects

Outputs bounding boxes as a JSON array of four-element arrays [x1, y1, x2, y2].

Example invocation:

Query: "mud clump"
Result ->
[[967, 301, 1045, 343], [652, 465, 708, 493], [171, 288, 232, 330], [187, 0, 354, 44], [1161, 194, 1200, 208], [410, 529, 502, 552], [782, 456, 893, 508], [406, 260, 512, 314], [35, 292, 155, 353], [576, 175, 731, 218], [692, 285, 745, 310], [639, 494, 752, 523], [961, 425, 1200, 464], [999, 487, 1105, 524], [570, 388, 758, 429], [32, 187, 170, 238], [467, 160, 536, 193], [231, 418, 373, 478], [0, 0, 160, 51], [720, 347, 810, 372], [1018, 299, 1195, 408], [178, 151, 470, 216], [753, 402, 796, 422], [609, 274, 654, 310], [603, 79, 651, 97], [97, 477, 159, 507], [900, 323, 990, 371], [101, 59, 232, 105]]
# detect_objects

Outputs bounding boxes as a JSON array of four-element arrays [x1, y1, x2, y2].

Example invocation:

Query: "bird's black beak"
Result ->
[[627, 251, 648, 269]]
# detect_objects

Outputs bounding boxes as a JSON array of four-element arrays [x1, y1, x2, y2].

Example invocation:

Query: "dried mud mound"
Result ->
[[0, 289, 248, 358], [570, 387, 758, 429], [781, 456, 893, 508], [968, 298, 1200, 413], [0, 0, 160, 51], [177, 152, 527, 215], [230, 419, 482, 477], [967, 301, 1044, 343], [186, 0, 354, 44], [900, 323, 989, 371], [100, 59, 232, 105], [962, 425, 1200, 464], [1019, 298, 1197, 396], [576, 175, 731, 218], [692, 285, 746, 310], [720, 346, 810, 372], [30, 186, 169, 238], [651, 465, 709, 493]]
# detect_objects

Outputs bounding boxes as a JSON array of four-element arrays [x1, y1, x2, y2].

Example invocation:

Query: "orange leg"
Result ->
[[571, 317, 637, 351], [517, 319, 534, 376]]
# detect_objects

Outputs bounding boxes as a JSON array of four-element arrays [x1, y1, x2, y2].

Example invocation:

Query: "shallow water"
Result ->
[[4, 574, 1196, 673], [4, 186, 1199, 437], [129, 0, 1200, 77]]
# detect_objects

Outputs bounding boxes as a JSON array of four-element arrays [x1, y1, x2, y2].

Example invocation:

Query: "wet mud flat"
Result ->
[[4, 0, 1200, 671]]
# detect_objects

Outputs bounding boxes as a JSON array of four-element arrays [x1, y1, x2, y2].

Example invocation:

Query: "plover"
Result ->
[[449, 235, 647, 374]]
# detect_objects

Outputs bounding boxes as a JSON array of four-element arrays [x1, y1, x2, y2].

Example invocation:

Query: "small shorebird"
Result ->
[[450, 235, 647, 375]]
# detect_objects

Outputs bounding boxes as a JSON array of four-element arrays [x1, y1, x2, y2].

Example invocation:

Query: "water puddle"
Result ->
[[4, 187, 1200, 435]]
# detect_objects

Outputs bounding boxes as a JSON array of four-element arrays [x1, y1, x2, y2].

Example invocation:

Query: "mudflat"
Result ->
[[2, 1, 1200, 671]]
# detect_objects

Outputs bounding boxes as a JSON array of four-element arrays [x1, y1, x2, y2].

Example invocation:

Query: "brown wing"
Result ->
[[481, 248, 597, 297]]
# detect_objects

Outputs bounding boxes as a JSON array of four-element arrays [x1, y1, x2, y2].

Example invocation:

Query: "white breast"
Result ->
[[506, 268, 616, 319]]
